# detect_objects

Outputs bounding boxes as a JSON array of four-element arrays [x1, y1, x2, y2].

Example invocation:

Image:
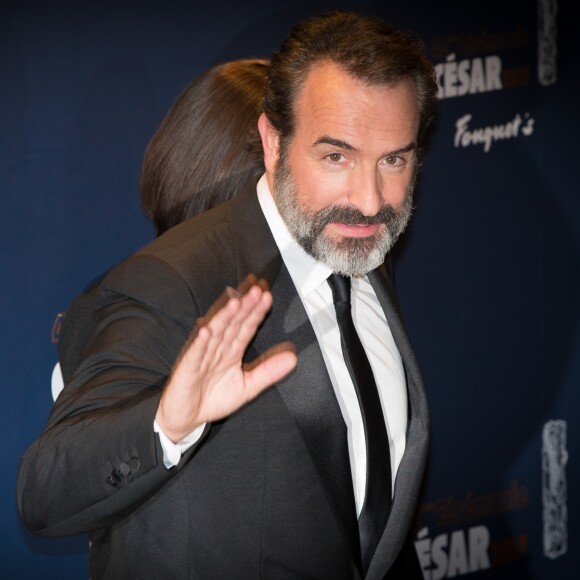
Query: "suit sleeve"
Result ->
[[57, 286, 99, 384], [17, 254, 205, 537]]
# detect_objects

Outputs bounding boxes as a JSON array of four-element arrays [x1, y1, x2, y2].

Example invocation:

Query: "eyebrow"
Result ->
[[313, 136, 357, 151], [312, 135, 417, 157]]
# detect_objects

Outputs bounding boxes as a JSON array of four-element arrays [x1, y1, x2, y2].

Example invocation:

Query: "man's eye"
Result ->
[[380, 155, 410, 171], [384, 155, 404, 167], [326, 153, 345, 163]]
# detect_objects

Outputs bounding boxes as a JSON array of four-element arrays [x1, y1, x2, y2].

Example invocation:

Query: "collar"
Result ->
[[257, 174, 332, 299]]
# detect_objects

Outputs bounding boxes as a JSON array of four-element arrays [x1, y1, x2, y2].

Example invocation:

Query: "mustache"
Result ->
[[312, 204, 398, 228]]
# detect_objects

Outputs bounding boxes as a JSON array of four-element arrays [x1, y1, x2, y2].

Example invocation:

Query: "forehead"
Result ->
[[293, 61, 419, 149]]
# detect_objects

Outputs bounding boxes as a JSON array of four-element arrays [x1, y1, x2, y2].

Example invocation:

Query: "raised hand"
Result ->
[[155, 275, 297, 443]]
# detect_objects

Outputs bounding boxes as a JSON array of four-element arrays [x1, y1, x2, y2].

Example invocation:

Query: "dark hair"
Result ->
[[263, 11, 437, 154], [141, 59, 269, 235]]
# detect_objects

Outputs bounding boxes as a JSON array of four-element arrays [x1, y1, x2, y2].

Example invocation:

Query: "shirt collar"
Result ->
[[257, 174, 332, 298]]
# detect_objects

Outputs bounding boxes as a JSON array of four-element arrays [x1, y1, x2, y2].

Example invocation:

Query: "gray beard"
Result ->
[[273, 159, 414, 276]]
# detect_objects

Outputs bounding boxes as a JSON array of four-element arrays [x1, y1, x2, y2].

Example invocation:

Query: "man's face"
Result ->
[[262, 61, 420, 276]]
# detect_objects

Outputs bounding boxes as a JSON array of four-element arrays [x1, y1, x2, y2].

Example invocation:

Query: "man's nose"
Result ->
[[347, 167, 383, 216]]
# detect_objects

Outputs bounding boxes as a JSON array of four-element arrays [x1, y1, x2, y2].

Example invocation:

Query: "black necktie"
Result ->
[[327, 274, 392, 573]]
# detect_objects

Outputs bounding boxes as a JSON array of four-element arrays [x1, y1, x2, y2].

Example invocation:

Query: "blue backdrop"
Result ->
[[1, 1, 577, 578]]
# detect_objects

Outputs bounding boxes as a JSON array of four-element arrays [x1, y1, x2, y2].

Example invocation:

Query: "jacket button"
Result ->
[[105, 474, 118, 486]]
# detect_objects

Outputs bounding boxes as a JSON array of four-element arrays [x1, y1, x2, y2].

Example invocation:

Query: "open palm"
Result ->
[[155, 276, 297, 443]]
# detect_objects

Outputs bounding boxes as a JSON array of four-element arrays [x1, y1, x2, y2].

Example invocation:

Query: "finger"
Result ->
[[256, 277, 270, 292], [223, 286, 242, 300], [236, 273, 260, 295], [184, 294, 247, 374], [199, 298, 247, 368], [185, 287, 262, 378], [238, 275, 269, 294], [223, 288, 272, 353], [179, 282, 268, 376], [218, 284, 267, 334], [191, 274, 269, 340], [201, 287, 266, 366], [171, 324, 212, 383], [203, 273, 261, 326], [243, 341, 298, 399], [204, 275, 266, 333], [202, 284, 242, 324], [237, 290, 272, 338]]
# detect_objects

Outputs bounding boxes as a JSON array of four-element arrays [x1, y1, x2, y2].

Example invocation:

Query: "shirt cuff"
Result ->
[[153, 420, 207, 469]]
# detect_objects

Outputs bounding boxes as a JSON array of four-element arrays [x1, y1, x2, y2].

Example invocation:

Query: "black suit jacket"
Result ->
[[18, 182, 429, 579]]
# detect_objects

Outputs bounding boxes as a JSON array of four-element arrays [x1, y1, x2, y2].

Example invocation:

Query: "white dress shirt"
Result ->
[[158, 175, 407, 516]]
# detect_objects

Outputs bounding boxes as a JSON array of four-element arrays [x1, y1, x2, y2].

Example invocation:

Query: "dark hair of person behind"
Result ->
[[263, 11, 438, 156], [141, 59, 269, 235]]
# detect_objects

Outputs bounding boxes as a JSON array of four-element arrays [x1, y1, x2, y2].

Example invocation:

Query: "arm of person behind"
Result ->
[[17, 255, 205, 537]]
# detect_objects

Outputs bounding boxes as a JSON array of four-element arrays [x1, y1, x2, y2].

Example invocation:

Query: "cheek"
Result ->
[[379, 173, 413, 209], [290, 161, 348, 211]]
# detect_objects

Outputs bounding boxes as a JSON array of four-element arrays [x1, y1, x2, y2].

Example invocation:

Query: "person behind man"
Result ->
[[18, 12, 437, 579], [57, 58, 269, 385], [140, 58, 269, 235]]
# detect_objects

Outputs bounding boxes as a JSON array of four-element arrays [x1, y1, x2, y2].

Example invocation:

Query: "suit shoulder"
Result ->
[[100, 203, 240, 317], [139, 201, 235, 270]]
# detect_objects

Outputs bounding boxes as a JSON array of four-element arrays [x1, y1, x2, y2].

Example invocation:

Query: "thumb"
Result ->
[[243, 342, 297, 398]]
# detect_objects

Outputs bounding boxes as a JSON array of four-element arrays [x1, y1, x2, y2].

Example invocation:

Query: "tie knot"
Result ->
[[328, 274, 351, 305]]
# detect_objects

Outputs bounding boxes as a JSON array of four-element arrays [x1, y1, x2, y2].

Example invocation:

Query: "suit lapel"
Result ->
[[226, 182, 282, 286], [226, 184, 360, 562], [256, 265, 360, 557], [366, 264, 430, 578]]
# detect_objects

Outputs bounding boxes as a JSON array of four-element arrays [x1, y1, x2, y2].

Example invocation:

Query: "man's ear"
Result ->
[[258, 113, 280, 174]]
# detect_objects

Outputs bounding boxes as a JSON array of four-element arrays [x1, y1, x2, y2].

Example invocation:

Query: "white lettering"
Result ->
[[457, 59, 470, 96], [454, 114, 472, 148], [415, 526, 492, 579], [486, 56, 502, 91], [469, 526, 491, 571], [447, 531, 468, 577], [522, 114, 535, 136], [435, 63, 445, 99], [436, 54, 503, 99], [432, 534, 448, 580], [469, 58, 485, 94], [415, 537, 432, 580], [454, 113, 535, 153], [444, 54, 459, 98]]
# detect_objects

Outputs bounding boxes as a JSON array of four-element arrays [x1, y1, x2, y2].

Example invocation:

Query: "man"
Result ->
[[18, 11, 437, 579]]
